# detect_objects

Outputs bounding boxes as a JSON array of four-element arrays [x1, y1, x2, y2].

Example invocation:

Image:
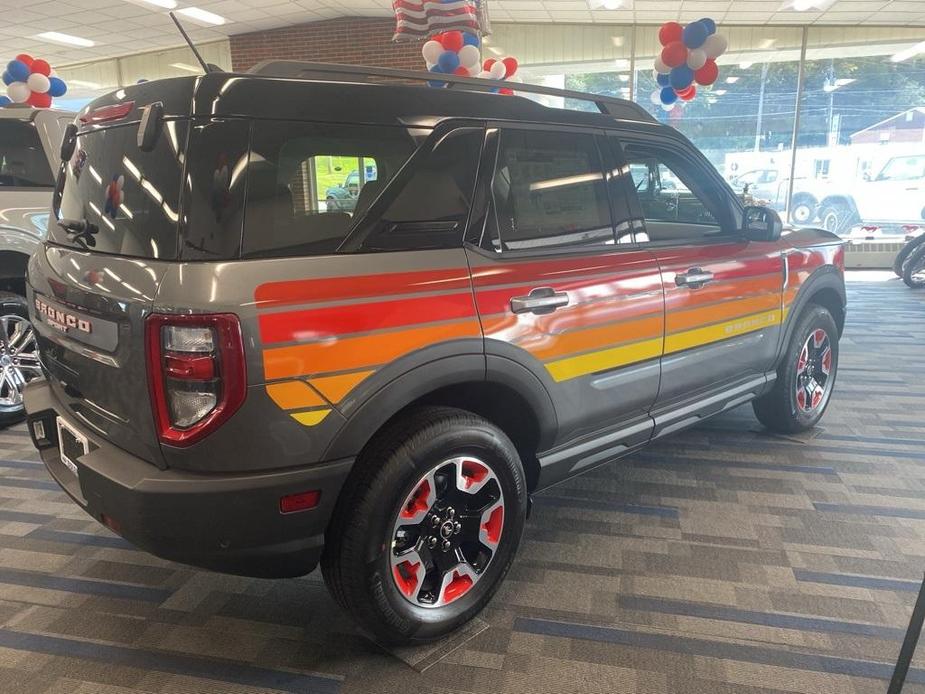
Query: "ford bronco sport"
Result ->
[[24, 63, 846, 645]]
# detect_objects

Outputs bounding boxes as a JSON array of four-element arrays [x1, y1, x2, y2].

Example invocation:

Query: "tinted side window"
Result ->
[[485, 130, 613, 253], [242, 122, 417, 259], [357, 127, 483, 251], [0, 120, 54, 188], [621, 143, 726, 244]]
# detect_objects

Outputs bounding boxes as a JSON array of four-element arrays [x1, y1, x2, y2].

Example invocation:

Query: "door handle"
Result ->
[[675, 267, 714, 289], [510, 287, 570, 315]]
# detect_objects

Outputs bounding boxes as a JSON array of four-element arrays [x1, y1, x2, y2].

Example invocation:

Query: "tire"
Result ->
[[753, 305, 839, 434], [903, 243, 925, 289], [321, 406, 527, 645], [0, 291, 40, 428], [819, 203, 858, 235], [790, 197, 816, 226], [893, 235, 925, 278]]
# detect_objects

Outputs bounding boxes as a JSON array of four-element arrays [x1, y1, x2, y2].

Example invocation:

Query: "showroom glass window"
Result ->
[[483, 129, 613, 252], [241, 122, 417, 259], [0, 120, 55, 188], [793, 27, 925, 235]]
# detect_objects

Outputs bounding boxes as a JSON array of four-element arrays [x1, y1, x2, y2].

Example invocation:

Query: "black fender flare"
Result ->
[[321, 350, 558, 461], [775, 265, 846, 368]]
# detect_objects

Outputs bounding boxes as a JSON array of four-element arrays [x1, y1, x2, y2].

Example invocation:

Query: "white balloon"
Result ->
[[654, 55, 670, 74], [702, 33, 728, 59], [7, 82, 30, 103], [661, 102, 676, 112], [686, 49, 707, 71], [650, 89, 662, 105], [458, 44, 481, 69], [425, 61, 435, 70], [489, 61, 506, 79], [477, 70, 492, 79], [27, 73, 50, 94], [422, 40, 443, 64]]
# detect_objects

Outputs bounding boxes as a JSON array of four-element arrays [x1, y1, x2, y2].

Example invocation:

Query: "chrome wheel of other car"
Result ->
[[0, 314, 40, 409], [390, 456, 504, 609], [795, 328, 832, 413]]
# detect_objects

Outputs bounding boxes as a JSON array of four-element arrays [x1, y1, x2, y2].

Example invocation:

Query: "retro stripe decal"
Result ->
[[546, 337, 664, 382], [665, 309, 781, 354]]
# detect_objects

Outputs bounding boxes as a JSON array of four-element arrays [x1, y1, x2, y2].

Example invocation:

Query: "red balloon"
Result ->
[[453, 66, 469, 76], [658, 22, 683, 47], [15, 53, 33, 67], [502, 57, 518, 78], [499, 87, 514, 96], [439, 31, 464, 53], [30, 59, 51, 76], [661, 41, 688, 69], [694, 59, 718, 86], [482, 58, 496, 71], [27, 91, 51, 108], [677, 85, 697, 101]]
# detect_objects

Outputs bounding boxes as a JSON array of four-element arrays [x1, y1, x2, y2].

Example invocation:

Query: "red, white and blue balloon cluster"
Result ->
[[0, 54, 67, 108], [422, 30, 520, 94], [650, 19, 726, 111]]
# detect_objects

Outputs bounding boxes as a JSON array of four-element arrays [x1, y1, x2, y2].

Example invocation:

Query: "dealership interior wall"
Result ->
[[4, 4, 925, 694]]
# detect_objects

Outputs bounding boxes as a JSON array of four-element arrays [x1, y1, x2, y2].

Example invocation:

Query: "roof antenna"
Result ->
[[168, 11, 213, 73]]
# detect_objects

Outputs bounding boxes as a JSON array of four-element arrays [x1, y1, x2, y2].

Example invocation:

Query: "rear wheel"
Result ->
[[753, 305, 839, 434], [892, 235, 925, 277], [0, 292, 41, 428], [321, 406, 527, 644], [790, 197, 815, 226], [903, 244, 925, 289], [820, 203, 858, 234]]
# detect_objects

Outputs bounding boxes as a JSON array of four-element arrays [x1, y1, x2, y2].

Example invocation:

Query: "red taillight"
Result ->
[[79, 101, 135, 124], [145, 313, 246, 447]]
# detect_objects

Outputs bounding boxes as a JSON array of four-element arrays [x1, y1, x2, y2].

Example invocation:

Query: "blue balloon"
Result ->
[[47, 77, 67, 97], [1, 71, 11, 86], [6, 60, 29, 83], [463, 33, 479, 47], [437, 50, 460, 73], [428, 64, 446, 88], [682, 21, 709, 49], [659, 86, 678, 105], [699, 17, 716, 35], [0, 96, 11, 107], [656, 72, 670, 87], [669, 65, 694, 90]]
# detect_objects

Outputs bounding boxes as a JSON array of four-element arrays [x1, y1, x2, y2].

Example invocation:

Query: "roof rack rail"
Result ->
[[247, 60, 655, 123]]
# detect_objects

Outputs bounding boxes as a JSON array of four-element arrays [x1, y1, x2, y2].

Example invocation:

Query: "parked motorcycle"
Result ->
[[903, 242, 925, 288], [893, 230, 925, 280]]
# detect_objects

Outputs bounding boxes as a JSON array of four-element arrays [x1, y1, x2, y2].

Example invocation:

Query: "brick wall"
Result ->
[[229, 17, 422, 73]]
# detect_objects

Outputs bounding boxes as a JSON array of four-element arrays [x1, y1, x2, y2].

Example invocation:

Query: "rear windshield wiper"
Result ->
[[58, 218, 99, 248]]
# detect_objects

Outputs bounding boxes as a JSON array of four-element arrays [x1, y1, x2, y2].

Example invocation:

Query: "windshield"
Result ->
[[51, 120, 187, 259], [878, 155, 925, 182], [0, 120, 54, 188]]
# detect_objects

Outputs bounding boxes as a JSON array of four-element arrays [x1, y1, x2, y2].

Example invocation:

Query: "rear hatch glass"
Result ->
[[0, 119, 54, 188], [51, 119, 187, 259]]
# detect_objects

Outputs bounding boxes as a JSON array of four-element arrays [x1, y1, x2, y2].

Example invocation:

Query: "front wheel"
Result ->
[[321, 406, 527, 644], [893, 235, 925, 277], [820, 203, 858, 235], [903, 243, 925, 289], [0, 292, 41, 427], [753, 305, 839, 434]]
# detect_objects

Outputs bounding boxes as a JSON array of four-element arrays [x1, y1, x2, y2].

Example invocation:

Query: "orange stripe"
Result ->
[[266, 380, 327, 410], [526, 315, 664, 361], [309, 370, 375, 404], [263, 319, 481, 380], [664, 275, 781, 312], [667, 293, 781, 334]]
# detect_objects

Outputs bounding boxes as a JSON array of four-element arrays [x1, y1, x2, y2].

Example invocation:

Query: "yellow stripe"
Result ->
[[545, 337, 662, 382], [665, 309, 781, 354], [291, 409, 331, 426]]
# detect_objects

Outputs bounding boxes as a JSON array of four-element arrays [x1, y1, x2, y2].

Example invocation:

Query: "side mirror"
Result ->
[[743, 205, 783, 242], [60, 123, 78, 163]]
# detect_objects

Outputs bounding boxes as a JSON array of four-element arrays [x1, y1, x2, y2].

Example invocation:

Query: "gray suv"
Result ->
[[0, 105, 72, 424], [23, 64, 846, 644]]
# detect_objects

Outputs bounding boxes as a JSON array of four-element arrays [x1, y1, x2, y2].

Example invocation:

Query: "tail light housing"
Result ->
[[145, 313, 246, 447]]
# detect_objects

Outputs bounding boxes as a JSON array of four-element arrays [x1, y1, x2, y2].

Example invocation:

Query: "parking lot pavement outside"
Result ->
[[0, 273, 924, 694]]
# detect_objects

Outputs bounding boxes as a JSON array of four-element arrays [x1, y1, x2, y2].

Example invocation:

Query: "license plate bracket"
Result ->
[[56, 417, 88, 477]]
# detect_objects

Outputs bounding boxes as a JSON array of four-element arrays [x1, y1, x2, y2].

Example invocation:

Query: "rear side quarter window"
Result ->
[[0, 119, 55, 188]]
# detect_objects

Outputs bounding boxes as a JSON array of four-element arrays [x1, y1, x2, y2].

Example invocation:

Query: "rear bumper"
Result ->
[[24, 379, 353, 578]]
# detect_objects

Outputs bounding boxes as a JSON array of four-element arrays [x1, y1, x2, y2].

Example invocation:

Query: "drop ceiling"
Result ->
[[0, 0, 922, 68]]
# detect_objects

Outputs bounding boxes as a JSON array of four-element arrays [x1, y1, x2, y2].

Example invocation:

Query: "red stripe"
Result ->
[[255, 268, 471, 308], [259, 293, 476, 344]]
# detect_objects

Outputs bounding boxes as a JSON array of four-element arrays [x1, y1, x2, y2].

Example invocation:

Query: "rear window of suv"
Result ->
[[241, 122, 417, 259], [51, 120, 188, 260], [0, 120, 54, 188]]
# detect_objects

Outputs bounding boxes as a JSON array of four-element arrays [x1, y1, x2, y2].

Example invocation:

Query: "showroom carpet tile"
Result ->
[[2, 277, 925, 693]]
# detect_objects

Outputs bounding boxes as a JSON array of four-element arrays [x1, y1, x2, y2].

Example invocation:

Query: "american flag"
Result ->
[[392, 0, 489, 41]]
